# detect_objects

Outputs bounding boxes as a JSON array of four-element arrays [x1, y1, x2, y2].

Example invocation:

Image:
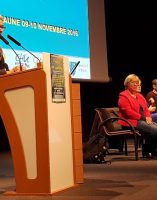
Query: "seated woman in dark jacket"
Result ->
[[146, 79, 157, 122]]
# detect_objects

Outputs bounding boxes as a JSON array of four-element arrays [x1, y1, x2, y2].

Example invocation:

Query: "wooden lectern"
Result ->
[[0, 53, 83, 195]]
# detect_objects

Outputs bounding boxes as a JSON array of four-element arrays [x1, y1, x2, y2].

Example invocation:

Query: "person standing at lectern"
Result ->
[[0, 47, 9, 73], [0, 15, 9, 74], [0, 15, 26, 74]]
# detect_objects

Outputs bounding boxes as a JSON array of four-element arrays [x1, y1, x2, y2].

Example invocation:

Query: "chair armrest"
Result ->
[[98, 117, 141, 136]]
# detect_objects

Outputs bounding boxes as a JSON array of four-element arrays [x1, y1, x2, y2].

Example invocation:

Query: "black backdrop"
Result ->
[[81, 0, 157, 142]]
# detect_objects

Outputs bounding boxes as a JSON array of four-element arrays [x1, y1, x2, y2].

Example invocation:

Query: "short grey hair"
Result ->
[[124, 74, 140, 89]]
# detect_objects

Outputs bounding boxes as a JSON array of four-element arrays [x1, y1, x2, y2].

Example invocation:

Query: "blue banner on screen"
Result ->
[[0, 0, 90, 79]]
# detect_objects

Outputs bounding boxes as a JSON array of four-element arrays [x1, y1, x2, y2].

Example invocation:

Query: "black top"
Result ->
[[146, 91, 157, 112], [0, 55, 9, 74]]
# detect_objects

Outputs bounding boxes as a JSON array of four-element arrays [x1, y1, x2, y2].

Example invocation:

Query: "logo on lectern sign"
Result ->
[[50, 54, 66, 103]]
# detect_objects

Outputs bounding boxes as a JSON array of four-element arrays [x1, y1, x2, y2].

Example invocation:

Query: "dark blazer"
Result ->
[[0, 55, 9, 74]]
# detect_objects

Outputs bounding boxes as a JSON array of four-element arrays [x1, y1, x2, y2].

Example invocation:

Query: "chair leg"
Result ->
[[124, 137, 128, 156], [134, 135, 138, 160], [138, 136, 144, 148]]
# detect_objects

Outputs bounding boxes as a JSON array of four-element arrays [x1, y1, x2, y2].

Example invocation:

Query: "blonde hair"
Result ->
[[124, 74, 140, 89]]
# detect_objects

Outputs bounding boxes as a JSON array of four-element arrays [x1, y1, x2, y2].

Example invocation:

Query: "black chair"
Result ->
[[90, 107, 141, 160]]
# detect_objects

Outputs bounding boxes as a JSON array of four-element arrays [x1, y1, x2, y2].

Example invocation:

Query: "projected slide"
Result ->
[[0, 0, 90, 79]]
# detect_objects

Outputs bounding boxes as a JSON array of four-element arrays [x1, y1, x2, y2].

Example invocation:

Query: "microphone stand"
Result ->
[[0, 34, 22, 71], [8, 44, 22, 71], [20, 45, 41, 63], [7, 34, 41, 65]]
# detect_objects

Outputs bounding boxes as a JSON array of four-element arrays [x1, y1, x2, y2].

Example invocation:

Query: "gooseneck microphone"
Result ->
[[0, 34, 22, 71], [0, 34, 9, 45], [7, 34, 41, 63]]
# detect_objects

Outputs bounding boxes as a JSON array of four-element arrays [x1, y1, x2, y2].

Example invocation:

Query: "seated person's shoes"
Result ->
[[142, 152, 153, 158], [142, 144, 154, 158]]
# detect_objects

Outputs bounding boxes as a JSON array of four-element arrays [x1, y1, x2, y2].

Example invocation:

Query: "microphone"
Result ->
[[7, 34, 41, 63], [0, 34, 22, 71], [70, 61, 80, 76], [0, 34, 9, 45]]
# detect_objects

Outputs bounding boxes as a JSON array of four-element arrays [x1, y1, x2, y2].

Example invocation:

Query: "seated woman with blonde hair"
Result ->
[[118, 74, 157, 158]]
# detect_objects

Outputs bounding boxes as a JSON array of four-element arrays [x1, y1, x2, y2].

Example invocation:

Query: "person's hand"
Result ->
[[149, 97, 155, 104], [11, 66, 20, 73], [146, 117, 152, 124], [11, 65, 26, 73], [148, 105, 156, 113]]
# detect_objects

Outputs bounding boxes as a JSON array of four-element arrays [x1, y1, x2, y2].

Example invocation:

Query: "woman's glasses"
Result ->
[[129, 81, 141, 86]]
